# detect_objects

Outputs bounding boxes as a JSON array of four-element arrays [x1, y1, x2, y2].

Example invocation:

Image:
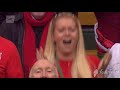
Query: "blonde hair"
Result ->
[[44, 12, 92, 78]]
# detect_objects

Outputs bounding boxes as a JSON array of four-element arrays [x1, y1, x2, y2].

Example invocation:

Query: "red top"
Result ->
[[59, 60, 73, 78], [59, 55, 100, 78], [0, 37, 24, 78]]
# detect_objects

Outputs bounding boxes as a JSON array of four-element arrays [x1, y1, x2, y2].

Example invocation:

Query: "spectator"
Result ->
[[0, 36, 23, 78], [94, 12, 120, 59], [0, 12, 55, 77], [29, 59, 58, 78], [40, 12, 102, 78]]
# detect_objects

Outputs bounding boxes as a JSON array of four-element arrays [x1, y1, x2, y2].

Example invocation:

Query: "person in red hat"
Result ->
[[0, 36, 23, 78], [94, 12, 120, 59]]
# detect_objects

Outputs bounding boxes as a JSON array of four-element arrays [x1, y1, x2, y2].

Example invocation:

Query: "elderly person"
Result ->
[[29, 59, 58, 78]]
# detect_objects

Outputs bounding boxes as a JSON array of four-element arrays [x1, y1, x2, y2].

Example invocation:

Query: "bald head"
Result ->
[[29, 59, 58, 78]]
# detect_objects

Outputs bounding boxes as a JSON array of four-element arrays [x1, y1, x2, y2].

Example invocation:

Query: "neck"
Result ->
[[31, 14, 44, 20], [56, 48, 75, 61]]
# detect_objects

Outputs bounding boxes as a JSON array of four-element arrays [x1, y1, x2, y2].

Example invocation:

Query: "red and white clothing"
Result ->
[[94, 12, 120, 55]]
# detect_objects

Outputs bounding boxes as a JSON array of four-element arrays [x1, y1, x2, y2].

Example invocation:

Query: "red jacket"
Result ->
[[0, 37, 24, 78], [59, 55, 100, 78]]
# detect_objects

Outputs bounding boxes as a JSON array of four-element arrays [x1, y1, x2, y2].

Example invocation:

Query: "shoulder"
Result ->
[[0, 37, 19, 64], [0, 37, 18, 53], [0, 36, 15, 46], [87, 55, 100, 63], [86, 54, 100, 70], [110, 43, 120, 51]]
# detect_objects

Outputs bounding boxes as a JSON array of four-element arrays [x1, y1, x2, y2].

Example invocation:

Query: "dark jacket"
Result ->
[[0, 12, 17, 25], [0, 12, 26, 73]]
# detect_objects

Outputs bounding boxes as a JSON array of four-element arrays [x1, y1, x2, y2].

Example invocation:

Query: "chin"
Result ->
[[63, 50, 72, 54]]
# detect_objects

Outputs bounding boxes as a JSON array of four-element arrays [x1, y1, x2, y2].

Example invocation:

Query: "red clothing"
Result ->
[[59, 55, 100, 78], [0, 37, 24, 78], [59, 60, 72, 78], [95, 12, 120, 43], [23, 12, 55, 77]]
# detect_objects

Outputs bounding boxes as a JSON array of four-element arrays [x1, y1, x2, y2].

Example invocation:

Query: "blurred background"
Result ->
[[78, 12, 97, 55]]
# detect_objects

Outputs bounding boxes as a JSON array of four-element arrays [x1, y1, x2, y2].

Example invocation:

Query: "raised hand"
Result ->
[[36, 47, 44, 60]]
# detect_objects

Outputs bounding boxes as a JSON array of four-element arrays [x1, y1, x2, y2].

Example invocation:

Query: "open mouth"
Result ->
[[63, 39, 72, 44]]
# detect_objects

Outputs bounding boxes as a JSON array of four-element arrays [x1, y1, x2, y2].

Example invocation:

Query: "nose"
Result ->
[[42, 70, 46, 78], [65, 29, 70, 36]]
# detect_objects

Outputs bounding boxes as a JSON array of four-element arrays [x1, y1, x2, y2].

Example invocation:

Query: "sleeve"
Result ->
[[105, 43, 120, 78], [6, 43, 24, 78]]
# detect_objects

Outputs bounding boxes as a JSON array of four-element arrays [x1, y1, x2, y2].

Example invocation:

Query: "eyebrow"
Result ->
[[34, 68, 42, 71], [46, 67, 56, 72], [46, 67, 52, 70]]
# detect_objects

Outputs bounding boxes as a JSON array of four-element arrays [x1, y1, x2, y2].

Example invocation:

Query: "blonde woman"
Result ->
[[40, 12, 109, 78]]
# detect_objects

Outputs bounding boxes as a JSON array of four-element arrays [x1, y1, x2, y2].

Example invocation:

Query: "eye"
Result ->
[[47, 69, 52, 73], [36, 70, 41, 73], [47, 70, 52, 72], [69, 28, 76, 32], [58, 28, 65, 33]]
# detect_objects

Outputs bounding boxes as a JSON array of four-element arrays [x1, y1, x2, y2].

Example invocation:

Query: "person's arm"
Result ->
[[95, 53, 111, 78], [6, 43, 24, 78]]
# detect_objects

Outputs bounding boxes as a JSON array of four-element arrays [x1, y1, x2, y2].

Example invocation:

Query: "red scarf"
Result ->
[[23, 12, 55, 77]]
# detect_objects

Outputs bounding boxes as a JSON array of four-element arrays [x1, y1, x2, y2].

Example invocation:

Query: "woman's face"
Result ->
[[31, 12, 46, 20], [30, 60, 58, 78], [53, 17, 79, 55]]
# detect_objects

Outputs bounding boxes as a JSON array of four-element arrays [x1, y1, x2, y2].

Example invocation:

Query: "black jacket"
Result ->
[[0, 12, 17, 25], [0, 12, 26, 71]]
